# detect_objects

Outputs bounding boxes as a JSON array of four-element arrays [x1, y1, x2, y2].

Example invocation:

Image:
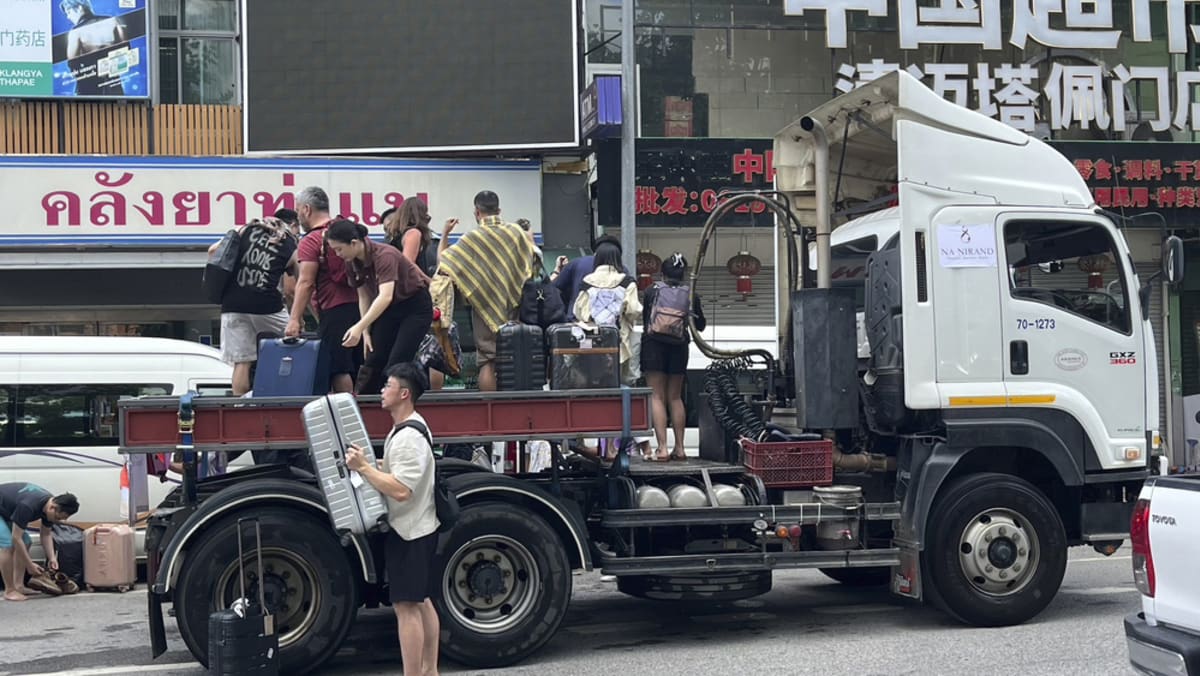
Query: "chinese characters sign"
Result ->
[[596, 139, 776, 227], [785, 1, 1200, 133], [785, 0, 1200, 52], [0, 0, 149, 99], [1052, 141, 1200, 225]]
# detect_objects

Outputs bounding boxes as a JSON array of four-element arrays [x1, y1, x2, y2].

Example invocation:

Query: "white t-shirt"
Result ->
[[383, 411, 439, 540]]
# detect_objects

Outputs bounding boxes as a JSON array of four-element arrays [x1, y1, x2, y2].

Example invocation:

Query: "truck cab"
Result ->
[[774, 70, 1182, 623]]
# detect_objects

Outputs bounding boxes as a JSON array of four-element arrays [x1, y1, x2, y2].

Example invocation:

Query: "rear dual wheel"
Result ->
[[173, 508, 358, 675]]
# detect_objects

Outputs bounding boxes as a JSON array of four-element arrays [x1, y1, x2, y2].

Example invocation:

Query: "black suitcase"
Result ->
[[495, 322, 546, 391], [547, 323, 620, 390], [207, 519, 279, 675]]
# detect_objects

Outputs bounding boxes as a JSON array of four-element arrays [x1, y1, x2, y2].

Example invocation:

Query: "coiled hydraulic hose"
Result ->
[[704, 355, 767, 441]]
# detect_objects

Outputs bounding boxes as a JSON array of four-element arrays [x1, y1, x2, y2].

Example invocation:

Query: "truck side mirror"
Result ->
[[1163, 235, 1185, 285]]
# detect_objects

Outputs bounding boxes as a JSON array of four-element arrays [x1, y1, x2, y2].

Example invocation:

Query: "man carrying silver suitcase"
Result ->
[[345, 363, 441, 676]]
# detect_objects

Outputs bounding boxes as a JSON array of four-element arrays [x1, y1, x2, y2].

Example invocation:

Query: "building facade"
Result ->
[[583, 0, 1200, 464]]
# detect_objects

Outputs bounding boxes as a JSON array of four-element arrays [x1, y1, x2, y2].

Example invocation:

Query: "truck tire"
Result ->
[[433, 501, 572, 668], [617, 571, 772, 602], [924, 473, 1067, 627], [173, 508, 359, 675], [818, 566, 891, 587]]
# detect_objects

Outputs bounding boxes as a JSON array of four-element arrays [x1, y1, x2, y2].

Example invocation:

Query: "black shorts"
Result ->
[[386, 529, 439, 604], [318, 302, 362, 380], [640, 336, 689, 375]]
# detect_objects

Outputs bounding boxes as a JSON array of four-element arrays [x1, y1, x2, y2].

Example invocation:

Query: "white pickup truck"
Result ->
[[1125, 475, 1200, 675]]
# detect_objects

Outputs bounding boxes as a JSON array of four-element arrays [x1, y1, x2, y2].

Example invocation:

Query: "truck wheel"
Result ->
[[434, 501, 571, 668], [925, 473, 1067, 627], [173, 508, 359, 675], [617, 571, 772, 602], [818, 567, 891, 587]]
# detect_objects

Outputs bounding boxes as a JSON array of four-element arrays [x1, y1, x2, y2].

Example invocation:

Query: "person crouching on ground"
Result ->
[[326, 221, 434, 395], [344, 363, 440, 676], [1, 484, 79, 601]]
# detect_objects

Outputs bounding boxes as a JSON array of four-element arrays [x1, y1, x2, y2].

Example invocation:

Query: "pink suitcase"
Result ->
[[83, 524, 136, 592]]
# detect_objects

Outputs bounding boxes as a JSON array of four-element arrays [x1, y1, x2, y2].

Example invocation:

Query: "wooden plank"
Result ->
[[202, 104, 209, 155], [2, 103, 11, 153], [49, 102, 59, 153], [136, 104, 146, 155], [157, 104, 168, 155], [64, 104, 75, 153]]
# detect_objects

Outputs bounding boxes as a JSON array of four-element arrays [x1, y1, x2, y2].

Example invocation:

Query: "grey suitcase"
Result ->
[[301, 393, 389, 536]]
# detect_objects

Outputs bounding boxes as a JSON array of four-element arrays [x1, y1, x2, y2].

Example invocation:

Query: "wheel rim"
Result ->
[[214, 546, 321, 648], [442, 535, 540, 634], [957, 508, 1037, 596]]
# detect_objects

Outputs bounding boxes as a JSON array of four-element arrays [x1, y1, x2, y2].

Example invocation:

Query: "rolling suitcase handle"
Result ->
[[236, 518, 272, 629]]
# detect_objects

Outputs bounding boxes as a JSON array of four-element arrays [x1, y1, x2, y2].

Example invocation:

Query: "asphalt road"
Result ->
[[0, 547, 1137, 676]]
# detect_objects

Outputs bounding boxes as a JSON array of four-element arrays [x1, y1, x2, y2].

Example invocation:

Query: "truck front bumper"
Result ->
[[1126, 611, 1200, 676]]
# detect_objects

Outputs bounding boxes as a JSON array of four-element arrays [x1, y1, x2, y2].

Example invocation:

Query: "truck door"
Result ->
[[996, 213, 1146, 470], [928, 208, 1007, 396]]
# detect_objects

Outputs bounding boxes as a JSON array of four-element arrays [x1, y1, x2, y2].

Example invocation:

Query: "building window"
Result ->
[[157, 0, 239, 105]]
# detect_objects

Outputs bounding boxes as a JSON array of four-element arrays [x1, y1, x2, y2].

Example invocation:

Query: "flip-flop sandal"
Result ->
[[669, 451, 688, 462]]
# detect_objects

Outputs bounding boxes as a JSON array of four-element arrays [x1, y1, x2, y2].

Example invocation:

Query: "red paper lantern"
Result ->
[[636, 249, 662, 291], [727, 251, 762, 296], [1078, 254, 1110, 289]]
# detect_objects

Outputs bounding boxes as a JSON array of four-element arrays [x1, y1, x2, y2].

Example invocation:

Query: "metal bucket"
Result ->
[[813, 485, 862, 550]]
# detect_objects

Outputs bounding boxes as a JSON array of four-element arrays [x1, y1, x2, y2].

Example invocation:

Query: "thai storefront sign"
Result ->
[[0, 156, 542, 246]]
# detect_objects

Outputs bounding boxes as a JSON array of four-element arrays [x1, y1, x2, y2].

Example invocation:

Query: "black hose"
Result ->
[[703, 356, 767, 441]]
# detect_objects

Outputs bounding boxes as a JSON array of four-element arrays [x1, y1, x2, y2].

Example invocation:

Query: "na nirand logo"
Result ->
[[959, 226, 972, 243]]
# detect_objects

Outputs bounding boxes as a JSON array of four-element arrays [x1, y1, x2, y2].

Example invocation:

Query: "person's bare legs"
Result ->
[[231, 362, 253, 396], [394, 601, 427, 676], [667, 374, 687, 460], [430, 369, 445, 390], [419, 598, 440, 676], [477, 363, 497, 392], [1, 548, 27, 601], [645, 372, 670, 460]]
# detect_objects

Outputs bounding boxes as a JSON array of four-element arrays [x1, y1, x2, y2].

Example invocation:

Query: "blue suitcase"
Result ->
[[253, 336, 322, 396]]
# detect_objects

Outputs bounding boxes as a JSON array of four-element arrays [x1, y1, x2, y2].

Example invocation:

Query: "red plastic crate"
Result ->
[[740, 438, 833, 488]]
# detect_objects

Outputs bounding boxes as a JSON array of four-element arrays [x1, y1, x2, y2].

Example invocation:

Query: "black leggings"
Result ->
[[361, 290, 433, 393]]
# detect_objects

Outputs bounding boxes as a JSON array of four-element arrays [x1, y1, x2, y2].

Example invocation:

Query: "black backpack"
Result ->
[[202, 228, 241, 304], [518, 273, 567, 329], [395, 419, 459, 533]]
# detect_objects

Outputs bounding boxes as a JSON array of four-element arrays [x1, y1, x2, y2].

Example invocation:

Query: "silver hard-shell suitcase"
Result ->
[[302, 393, 389, 536]]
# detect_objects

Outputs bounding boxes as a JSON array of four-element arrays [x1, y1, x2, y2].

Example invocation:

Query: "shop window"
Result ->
[[157, 0, 239, 104], [0, 387, 11, 446], [13, 384, 172, 447], [1004, 220, 1131, 335]]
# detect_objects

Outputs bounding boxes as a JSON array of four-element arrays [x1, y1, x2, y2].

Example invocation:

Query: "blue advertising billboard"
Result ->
[[0, 0, 149, 98]]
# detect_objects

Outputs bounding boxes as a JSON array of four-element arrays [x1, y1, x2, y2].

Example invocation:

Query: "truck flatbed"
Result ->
[[118, 388, 653, 452]]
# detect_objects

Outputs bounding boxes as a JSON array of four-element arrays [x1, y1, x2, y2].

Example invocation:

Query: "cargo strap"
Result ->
[[178, 392, 197, 505]]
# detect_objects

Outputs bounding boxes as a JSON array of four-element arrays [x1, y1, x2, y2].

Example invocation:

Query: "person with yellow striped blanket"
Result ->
[[437, 190, 535, 391]]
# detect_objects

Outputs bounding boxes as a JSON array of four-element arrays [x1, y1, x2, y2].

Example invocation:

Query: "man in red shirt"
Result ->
[[285, 186, 362, 393]]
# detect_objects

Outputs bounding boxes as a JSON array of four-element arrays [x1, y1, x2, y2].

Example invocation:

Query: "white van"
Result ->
[[0, 337, 232, 541]]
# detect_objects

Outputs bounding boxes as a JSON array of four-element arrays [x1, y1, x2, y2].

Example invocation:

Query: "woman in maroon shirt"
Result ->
[[326, 220, 433, 394]]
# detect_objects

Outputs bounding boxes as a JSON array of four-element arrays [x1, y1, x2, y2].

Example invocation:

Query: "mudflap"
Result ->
[[891, 539, 922, 601], [149, 590, 168, 658]]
